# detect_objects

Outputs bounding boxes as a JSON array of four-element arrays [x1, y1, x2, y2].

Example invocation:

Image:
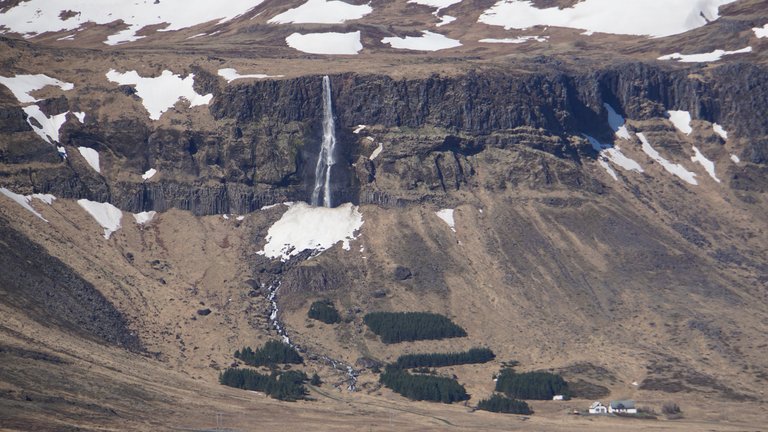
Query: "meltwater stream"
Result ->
[[311, 75, 337, 208]]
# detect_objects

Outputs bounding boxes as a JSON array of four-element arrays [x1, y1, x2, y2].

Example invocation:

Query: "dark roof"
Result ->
[[610, 400, 635, 409]]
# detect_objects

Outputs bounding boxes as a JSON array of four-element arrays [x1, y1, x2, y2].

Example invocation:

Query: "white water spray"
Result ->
[[311, 76, 337, 208]]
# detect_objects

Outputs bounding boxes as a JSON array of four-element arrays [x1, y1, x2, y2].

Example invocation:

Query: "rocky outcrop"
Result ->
[[1, 62, 766, 214]]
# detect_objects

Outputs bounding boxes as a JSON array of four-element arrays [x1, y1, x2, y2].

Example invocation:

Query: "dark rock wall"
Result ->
[[1, 63, 766, 214]]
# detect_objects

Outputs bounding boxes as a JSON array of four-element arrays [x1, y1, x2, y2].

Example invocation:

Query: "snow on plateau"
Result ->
[[133, 211, 157, 225], [0, 0, 266, 45], [106, 70, 213, 120], [713, 123, 728, 140], [286, 31, 363, 55], [0, 188, 55, 222], [478, 0, 737, 37], [382, 31, 461, 51], [142, 168, 157, 180], [435, 209, 456, 232], [259, 202, 364, 261], [667, 110, 693, 135], [691, 146, 720, 183], [0, 74, 73, 103], [217, 68, 283, 83], [637, 133, 697, 185], [77, 199, 123, 239], [269, 0, 372, 24], [77, 147, 100, 173], [479, 36, 547, 44], [658, 46, 752, 63]]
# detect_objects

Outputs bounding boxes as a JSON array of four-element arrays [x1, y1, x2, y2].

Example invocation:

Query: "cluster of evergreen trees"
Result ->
[[495, 369, 570, 400], [219, 368, 308, 401], [476, 394, 533, 415], [235, 340, 303, 367], [394, 348, 495, 369], [363, 312, 467, 343], [379, 366, 468, 403], [307, 299, 341, 324]]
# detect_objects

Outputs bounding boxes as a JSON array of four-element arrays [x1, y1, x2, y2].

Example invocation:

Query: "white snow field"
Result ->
[[259, 202, 364, 261], [77, 147, 100, 173], [133, 211, 157, 225], [0, 74, 73, 103], [77, 199, 123, 239], [22, 105, 69, 144], [142, 168, 157, 180], [435, 209, 456, 232], [0, 188, 55, 222], [217, 68, 283, 83], [479, 36, 547, 44], [408, 0, 464, 8], [658, 46, 752, 62], [713, 123, 728, 140], [637, 133, 697, 185], [382, 31, 461, 51], [106, 70, 213, 120], [269, 0, 372, 24], [754, 24, 768, 38], [667, 110, 693, 135], [0, 74, 77, 145], [478, 0, 737, 37], [691, 146, 720, 183], [0, 0, 265, 45], [604, 103, 632, 140], [286, 31, 363, 55]]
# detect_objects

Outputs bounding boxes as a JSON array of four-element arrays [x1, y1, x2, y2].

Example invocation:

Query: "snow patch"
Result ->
[[269, 0, 372, 24], [479, 36, 547, 43], [382, 30, 461, 51], [23, 105, 69, 144], [259, 202, 364, 261], [0, 74, 73, 103], [730, 154, 740, 163], [713, 123, 728, 140], [73, 111, 85, 123], [0, 188, 49, 221], [286, 31, 363, 55], [436, 15, 456, 27], [691, 146, 720, 183], [105, 69, 213, 121], [142, 168, 157, 180], [478, 0, 737, 38], [755, 24, 768, 38], [658, 46, 752, 62], [236, 215, 245, 221], [0, 0, 266, 45], [637, 133, 697, 185], [217, 68, 283, 83], [133, 211, 156, 225], [77, 199, 123, 239], [604, 103, 631, 140], [585, 135, 643, 178], [370, 143, 383, 161], [667, 110, 693, 135], [77, 147, 100, 173], [353, 125, 367, 134], [435, 208, 456, 232], [408, 0, 463, 8]]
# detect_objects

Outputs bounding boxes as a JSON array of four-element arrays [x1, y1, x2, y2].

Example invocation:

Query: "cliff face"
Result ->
[[1, 62, 767, 213]]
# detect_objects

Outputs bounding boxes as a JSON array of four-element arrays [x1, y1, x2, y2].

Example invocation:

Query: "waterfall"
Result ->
[[311, 75, 337, 208]]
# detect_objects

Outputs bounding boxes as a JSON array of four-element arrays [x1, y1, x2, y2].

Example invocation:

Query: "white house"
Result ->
[[609, 400, 637, 414], [588, 401, 607, 414]]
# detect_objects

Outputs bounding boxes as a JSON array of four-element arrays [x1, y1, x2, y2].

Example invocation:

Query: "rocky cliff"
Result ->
[[2, 61, 767, 213]]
